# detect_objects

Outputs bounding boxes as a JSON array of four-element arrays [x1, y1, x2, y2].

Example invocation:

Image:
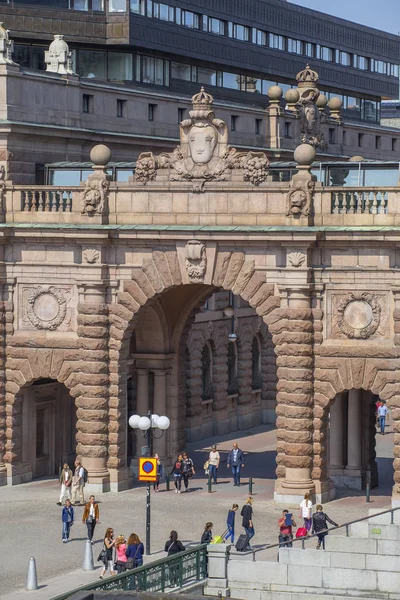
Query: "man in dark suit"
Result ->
[[227, 442, 245, 486]]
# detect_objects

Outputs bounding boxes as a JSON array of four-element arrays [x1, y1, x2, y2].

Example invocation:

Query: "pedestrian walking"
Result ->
[[223, 504, 238, 543], [57, 463, 73, 506], [165, 531, 185, 586], [99, 528, 116, 579], [71, 460, 86, 505], [182, 452, 195, 492], [278, 509, 296, 549], [201, 522, 213, 544], [299, 492, 313, 533], [240, 497, 254, 549], [227, 442, 245, 486], [61, 499, 74, 543], [208, 445, 220, 484], [377, 401, 389, 434], [312, 504, 339, 549], [126, 533, 144, 569], [170, 454, 184, 493], [82, 495, 99, 543], [153, 454, 164, 492], [115, 535, 128, 574]]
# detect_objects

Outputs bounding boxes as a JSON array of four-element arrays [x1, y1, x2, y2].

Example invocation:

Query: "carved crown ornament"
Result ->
[[336, 292, 381, 339], [135, 87, 269, 191]]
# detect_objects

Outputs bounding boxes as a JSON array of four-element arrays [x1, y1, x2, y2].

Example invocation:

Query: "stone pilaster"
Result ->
[[0, 294, 7, 485], [75, 285, 110, 493], [271, 288, 315, 503]]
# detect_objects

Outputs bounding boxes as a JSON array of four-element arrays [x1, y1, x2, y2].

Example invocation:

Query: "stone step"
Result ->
[[368, 508, 400, 525], [323, 535, 400, 555], [246, 590, 393, 600], [350, 522, 400, 540], [279, 547, 400, 571]]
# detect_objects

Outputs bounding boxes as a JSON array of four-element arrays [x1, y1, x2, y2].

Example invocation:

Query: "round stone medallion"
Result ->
[[33, 293, 60, 322], [337, 293, 380, 339], [26, 286, 67, 331]]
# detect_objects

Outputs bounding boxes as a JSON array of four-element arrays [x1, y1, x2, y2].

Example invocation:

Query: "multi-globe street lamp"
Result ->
[[129, 411, 170, 555]]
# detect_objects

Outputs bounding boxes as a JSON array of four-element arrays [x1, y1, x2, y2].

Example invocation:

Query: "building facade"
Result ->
[[1, 70, 400, 506]]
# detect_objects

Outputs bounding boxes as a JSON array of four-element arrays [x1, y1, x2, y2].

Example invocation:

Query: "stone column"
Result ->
[[0, 294, 7, 486], [76, 285, 110, 493], [329, 393, 346, 469], [346, 389, 362, 471], [153, 370, 167, 458], [273, 287, 315, 503], [136, 368, 149, 457]]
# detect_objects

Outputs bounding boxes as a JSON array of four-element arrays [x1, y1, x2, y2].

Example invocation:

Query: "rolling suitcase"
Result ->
[[235, 533, 249, 552]]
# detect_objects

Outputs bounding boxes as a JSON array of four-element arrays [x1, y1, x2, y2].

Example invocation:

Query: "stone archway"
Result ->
[[314, 355, 400, 501]]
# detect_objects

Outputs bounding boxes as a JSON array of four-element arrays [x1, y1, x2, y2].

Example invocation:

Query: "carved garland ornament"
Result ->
[[336, 292, 381, 339], [185, 239, 206, 282], [26, 286, 68, 330]]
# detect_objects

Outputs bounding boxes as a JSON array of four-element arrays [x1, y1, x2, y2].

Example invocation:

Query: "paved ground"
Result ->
[[0, 422, 394, 599]]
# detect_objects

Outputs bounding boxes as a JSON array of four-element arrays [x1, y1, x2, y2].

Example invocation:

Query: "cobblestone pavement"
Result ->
[[0, 423, 394, 598]]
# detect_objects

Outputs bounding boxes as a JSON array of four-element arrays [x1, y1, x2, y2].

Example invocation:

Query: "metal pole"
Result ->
[[249, 477, 253, 495], [146, 423, 153, 556], [366, 469, 371, 503], [166, 474, 170, 491], [26, 557, 38, 591], [208, 473, 212, 493], [83, 540, 94, 571]]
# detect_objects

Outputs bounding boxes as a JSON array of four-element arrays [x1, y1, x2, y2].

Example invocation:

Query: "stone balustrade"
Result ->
[[4, 183, 400, 227]]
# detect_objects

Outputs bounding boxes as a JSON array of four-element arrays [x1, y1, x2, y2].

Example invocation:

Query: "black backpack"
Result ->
[[82, 468, 88, 484]]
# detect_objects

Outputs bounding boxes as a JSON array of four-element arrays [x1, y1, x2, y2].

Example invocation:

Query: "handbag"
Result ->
[[296, 527, 308, 538], [97, 548, 107, 563], [126, 544, 140, 569]]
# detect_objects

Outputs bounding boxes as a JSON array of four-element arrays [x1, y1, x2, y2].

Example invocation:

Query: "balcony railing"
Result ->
[[331, 189, 389, 214], [21, 189, 74, 213]]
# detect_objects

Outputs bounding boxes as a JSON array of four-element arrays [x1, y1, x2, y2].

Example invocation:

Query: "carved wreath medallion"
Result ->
[[336, 292, 381, 339], [26, 286, 68, 330]]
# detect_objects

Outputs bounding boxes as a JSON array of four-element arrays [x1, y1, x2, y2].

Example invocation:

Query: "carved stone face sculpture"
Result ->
[[290, 189, 307, 214], [188, 124, 218, 164]]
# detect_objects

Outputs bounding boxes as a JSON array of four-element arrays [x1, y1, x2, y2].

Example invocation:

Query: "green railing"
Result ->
[[51, 544, 208, 600]]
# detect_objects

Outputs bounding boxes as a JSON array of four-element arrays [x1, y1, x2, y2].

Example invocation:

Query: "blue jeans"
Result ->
[[62, 521, 71, 540], [224, 525, 235, 543], [231, 464, 241, 485], [379, 416, 386, 434], [209, 464, 217, 483], [244, 526, 254, 544]]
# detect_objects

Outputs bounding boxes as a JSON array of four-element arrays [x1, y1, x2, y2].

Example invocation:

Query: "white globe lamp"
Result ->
[[128, 414, 140, 429], [151, 414, 159, 427], [138, 416, 151, 431], [157, 416, 171, 430]]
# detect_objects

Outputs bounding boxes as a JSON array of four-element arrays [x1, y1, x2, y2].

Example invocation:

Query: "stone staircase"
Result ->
[[205, 509, 400, 600]]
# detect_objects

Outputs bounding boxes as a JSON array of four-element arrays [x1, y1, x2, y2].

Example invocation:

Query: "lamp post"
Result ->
[[129, 411, 170, 555]]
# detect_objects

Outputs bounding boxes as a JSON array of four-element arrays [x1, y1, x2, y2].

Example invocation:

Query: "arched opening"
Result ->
[[122, 284, 277, 466], [18, 379, 76, 481], [328, 388, 393, 495]]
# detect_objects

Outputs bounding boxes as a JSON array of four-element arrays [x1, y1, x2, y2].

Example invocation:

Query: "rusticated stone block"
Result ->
[[277, 391, 313, 406], [276, 356, 313, 369], [78, 445, 107, 458], [231, 260, 255, 295], [281, 417, 313, 432], [274, 344, 313, 357], [142, 259, 164, 294], [76, 385, 108, 398], [312, 467, 322, 480], [77, 325, 108, 339], [273, 331, 313, 346], [256, 295, 280, 317], [276, 465, 286, 478], [240, 271, 265, 302], [284, 430, 313, 443], [248, 283, 274, 308], [76, 420, 108, 434], [165, 250, 183, 286], [285, 455, 313, 468], [152, 251, 174, 288], [76, 408, 108, 421], [212, 252, 232, 287], [222, 252, 245, 289], [109, 314, 129, 332], [78, 314, 108, 327], [109, 303, 133, 323], [276, 405, 313, 419], [269, 319, 313, 335], [277, 367, 313, 381], [78, 304, 108, 316], [285, 442, 313, 456], [277, 380, 313, 394], [123, 280, 148, 306], [76, 432, 108, 446], [131, 268, 156, 299]]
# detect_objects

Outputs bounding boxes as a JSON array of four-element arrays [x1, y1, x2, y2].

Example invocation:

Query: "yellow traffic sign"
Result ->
[[138, 457, 157, 482]]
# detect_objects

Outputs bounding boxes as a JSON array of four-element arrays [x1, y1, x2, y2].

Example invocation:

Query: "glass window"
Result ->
[[363, 99, 378, 122], [153, 2, 173, 21], [73, 0, 88, 9], [256, 29, 267, 45], [363, 168, 398, 187], [228, 22, 233, 37], [287, 38, 302, 54], [92, 0, 104, 9], [305, 42, 314, 57], [116, 169, 133, 182], [109, 0, 126, 11], [108, 52, 132, 80], [234, 24, 250, 41], [136, 55, 166, 85], [171, 61, 191, 80], [391, 64, 399, 78], [198, 67, 218, 86], [355, 55, 368, 70], [78, 49, 106, 78], [269, 33, 284, 50], [181, 10, 199, 28], [246, 76, 259, 93], [223, 72, 240, 90], [13, 44, 31, 68], [263, 80, 277, 95], [208, 17, 225, 35], [320, 46, 333, 61], [375, 60, 387, 74], [30, 45, 47, 70], [146, 0, 153, 17], [338, 51, 351, 66]]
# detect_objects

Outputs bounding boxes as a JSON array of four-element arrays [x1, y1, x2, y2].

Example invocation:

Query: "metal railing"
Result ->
[[50, 543, 207, 600], [250, 505, 400, 561], [331, 189, 389, 214]]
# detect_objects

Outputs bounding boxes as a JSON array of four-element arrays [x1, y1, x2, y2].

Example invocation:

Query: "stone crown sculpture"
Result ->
[[295, 64, 327, 150], [0, 23, 17, 66], [296, 64, 319, 88], [45, 35, 76, 75], [135, 87, 269, 191]]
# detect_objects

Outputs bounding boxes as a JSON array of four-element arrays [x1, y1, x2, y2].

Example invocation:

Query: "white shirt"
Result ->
[[64, 471, 69, 482], [378, 405, 388, 417], [89, 504, 95, 518], [209, 451, 220, 466], [300, 499, 312, 518]]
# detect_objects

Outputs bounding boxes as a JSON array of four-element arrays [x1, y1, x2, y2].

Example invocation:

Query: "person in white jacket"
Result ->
[[299, 492, 313, 533]]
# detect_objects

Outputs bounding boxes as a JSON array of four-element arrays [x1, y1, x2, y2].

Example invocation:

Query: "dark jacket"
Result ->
[[312, 511, 338, 534], [126, 542, 144, 560], [62, 505, 74, 523], [170, 460, 184, 476], [227, 509, 236, 527], [241, 503, 253, 528], [227, 448, 245, 466], [165, 539, 185, 555], [182, 458, 194, 475], [201, 529, 213, 544]]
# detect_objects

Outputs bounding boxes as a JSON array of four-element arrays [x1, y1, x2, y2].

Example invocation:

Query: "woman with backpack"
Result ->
[[126, 533, 144, 569], [312, 504, 339, 549], [170, 454, 184, 494], [182, 452, 195, 492], [72, 460, 87, 505]]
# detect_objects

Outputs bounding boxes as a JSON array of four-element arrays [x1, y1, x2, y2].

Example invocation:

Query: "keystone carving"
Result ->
[[135, 87, 269, 190], [26, 286, 68, 330], [336, 292, 381, 339], [185, 240, 207, 282]]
